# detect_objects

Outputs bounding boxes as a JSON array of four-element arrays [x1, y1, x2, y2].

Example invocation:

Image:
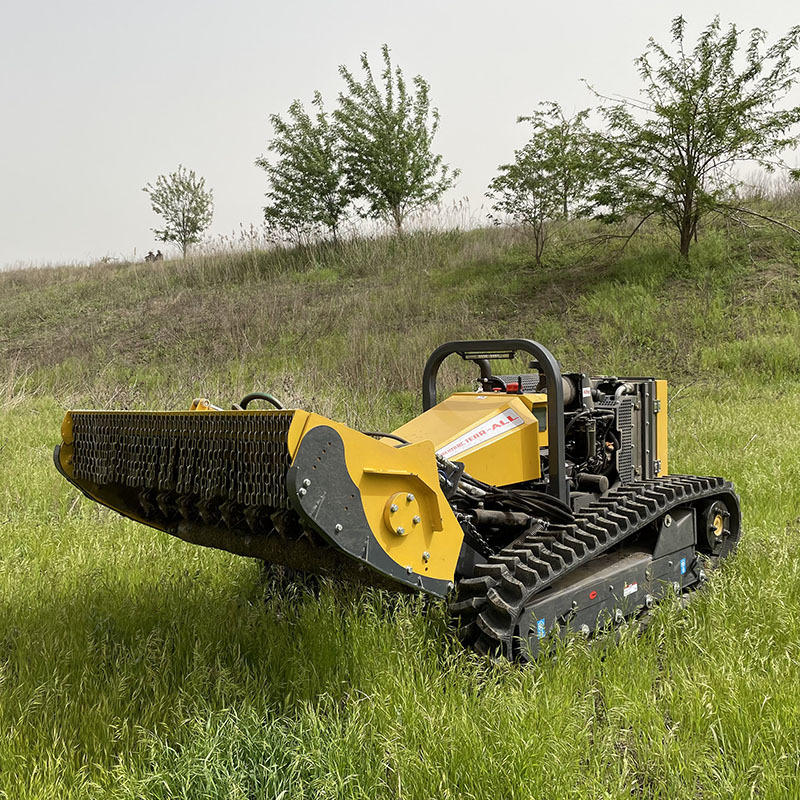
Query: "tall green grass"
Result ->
[[2, 386, 799, 799], [1, 221, 799, 798]]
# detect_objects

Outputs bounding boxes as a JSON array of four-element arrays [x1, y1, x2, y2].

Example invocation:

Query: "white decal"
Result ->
[[582, 386, 592, 398], [623, 582, 638, 597], [436, 409, 525, 460]]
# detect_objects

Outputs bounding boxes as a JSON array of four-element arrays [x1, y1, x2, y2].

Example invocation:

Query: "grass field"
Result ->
[[1, 222, 800, 798]]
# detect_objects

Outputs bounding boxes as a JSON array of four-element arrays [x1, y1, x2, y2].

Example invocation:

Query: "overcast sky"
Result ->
[[1, 0, 798, 268]]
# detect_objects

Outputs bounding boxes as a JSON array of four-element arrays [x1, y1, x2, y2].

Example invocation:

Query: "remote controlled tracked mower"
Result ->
[[54, 339, 741, 659]]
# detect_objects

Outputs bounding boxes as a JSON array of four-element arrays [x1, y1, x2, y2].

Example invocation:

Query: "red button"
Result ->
[[589, 590, 598, 600]]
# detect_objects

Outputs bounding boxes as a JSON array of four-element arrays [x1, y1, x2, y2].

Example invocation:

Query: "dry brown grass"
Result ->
[[1, 219, 798, 426]]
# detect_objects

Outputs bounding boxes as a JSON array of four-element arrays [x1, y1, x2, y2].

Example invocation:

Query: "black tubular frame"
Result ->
[[421, 339, 568, 504]]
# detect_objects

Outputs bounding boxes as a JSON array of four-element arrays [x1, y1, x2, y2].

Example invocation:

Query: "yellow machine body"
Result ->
[[393, 392, 548, 486], [288, 411, 463, 582]]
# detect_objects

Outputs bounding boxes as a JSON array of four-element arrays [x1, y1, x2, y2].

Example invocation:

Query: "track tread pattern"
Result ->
[[451, 475, 740, 658]]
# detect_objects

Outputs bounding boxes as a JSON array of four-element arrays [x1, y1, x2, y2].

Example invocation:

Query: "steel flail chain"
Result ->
[[70, 411, 296, 534]]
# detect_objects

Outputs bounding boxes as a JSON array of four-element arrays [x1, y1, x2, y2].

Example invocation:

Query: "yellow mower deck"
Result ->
[[55, 407, 467, 595]]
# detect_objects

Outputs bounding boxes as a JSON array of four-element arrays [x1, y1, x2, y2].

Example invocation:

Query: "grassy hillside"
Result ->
[[1, 222, 800, 799]]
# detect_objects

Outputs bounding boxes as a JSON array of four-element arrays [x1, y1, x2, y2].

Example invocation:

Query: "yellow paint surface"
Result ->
[[392, 392, 547, 486], [655, 380, 669, 476], [289, 412, 464, 580]]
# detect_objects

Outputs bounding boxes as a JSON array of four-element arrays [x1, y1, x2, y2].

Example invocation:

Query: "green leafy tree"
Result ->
[[488, 104, 597, 266], [142, 166, 214, 257], [593, 16, 800, 257], [335, 44, 458, 233], [256, 92, 349, 245]]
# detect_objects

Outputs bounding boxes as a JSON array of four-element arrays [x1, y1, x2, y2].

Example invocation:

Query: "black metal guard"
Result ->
[[421, 339, 568, 504]]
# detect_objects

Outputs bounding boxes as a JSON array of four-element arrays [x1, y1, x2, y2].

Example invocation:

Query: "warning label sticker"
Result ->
[[436, 409, 525, 460], [623, 582, 638, 597]]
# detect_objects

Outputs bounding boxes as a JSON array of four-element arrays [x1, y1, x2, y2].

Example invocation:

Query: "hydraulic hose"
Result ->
[[239, 392, 285, 410]]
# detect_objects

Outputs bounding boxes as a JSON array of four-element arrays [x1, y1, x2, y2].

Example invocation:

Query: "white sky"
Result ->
[[1, 0, 798, 267]]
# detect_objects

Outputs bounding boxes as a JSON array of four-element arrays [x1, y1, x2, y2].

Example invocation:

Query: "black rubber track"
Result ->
[[449, 475, 741, 659]]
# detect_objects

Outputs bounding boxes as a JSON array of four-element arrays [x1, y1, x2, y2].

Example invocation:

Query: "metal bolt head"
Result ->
[[396, 526, 406, 536], [405, 565, 413, 574], [334, 523, 343, 533], [673, 581, 680, 593], [422, 551, 430, 562], [412, 515, 421, 525], [698, 569, 707, 583], [580, 624, 590, 637], [390, 503, 399, 513], [302, 478, 311, 487], [645, 594, 654, 609], [298, 488, 307, 497], [664, 514, 672, 528], [614, 608, 625, 623], [406, 493, 415, 502]]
